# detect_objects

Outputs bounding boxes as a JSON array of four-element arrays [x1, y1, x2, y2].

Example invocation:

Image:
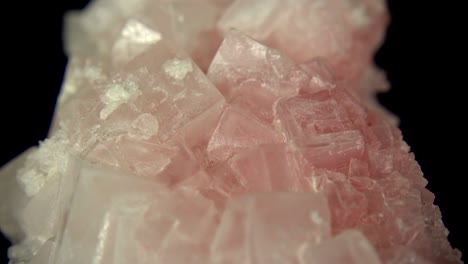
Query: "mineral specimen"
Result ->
[[0, 0, 463, 263]]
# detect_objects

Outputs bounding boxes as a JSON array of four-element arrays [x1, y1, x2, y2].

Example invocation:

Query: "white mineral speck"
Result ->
[[311, 76, 327, 87], [163, 58, 193, 80], [17, 169, 49, 197], [350, 6, 370, 28], [16, 130, 70, 196], [310, 211, 323, 225], [100, 81, 140, 120], [122, 19, 162, 44], [396, 217, 405, 232], [314, 236, 322, 244], [83, 64, 105, 81], [128, 113, 159, 140], [358, 238, 373, 252], [93, 213, 111, 264], [177, 14, 185, 23], [59, 64, 104, 105], [297, 242, 309, 263], [59, 82, 78, 104], [7, 240, 43, 261]]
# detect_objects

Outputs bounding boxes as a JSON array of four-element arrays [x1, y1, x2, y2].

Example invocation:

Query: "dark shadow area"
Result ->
[[1, 1, 90, 263], [0, 233, 10, 264], [375, 0, 466, 260]]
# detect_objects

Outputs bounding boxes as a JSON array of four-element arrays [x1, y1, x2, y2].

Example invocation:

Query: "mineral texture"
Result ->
[[0, 0, 463, 263]]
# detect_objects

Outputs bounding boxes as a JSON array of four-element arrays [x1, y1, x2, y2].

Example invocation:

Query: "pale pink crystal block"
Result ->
[[138, 189, 217, 264], [208, 30, 306, 99], [54, 48, 224, 146], [65, 0, 231, 70], [28, 241, 54, 264], [228, 144, 303, 192], [382, 247, 434, 264], [1, 141, 80, 262], [301, 229, 382, 264], [208, 30, 309, 125], [0, 148, 33, 243], [0, 0, 463, 263], [218, 0, 395, 121], [52, 162, 217, 264], [54, 162, 159, 264], [303, 168, 368, 233], [211, 192, 331, 264], [218, 0, 387, 80], [207, 106, 283, 162]]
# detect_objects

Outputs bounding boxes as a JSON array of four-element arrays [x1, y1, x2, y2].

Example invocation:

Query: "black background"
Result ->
[[0, 0, 466, 263]]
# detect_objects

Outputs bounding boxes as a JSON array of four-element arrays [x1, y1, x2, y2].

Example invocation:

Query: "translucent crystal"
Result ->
[[0, 0, 462, 263]]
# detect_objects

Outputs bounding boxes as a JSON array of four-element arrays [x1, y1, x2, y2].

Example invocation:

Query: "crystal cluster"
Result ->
[[0, 0, 462, 263]]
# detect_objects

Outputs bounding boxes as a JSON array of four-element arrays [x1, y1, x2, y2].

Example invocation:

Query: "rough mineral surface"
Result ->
[[0, 0, 463, 263]]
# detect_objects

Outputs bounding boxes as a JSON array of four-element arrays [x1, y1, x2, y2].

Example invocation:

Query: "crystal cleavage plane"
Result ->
[[0, 0, 463, 263]]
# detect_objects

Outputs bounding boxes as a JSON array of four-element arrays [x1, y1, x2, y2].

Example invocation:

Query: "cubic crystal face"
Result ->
[[0, 0, 462, 263]]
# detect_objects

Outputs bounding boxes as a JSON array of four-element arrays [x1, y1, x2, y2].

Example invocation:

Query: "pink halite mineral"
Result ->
[[0, 0, 463, 263]]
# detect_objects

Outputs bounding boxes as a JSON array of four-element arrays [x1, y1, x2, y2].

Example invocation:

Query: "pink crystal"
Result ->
[[0, 0, 462, 263]]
